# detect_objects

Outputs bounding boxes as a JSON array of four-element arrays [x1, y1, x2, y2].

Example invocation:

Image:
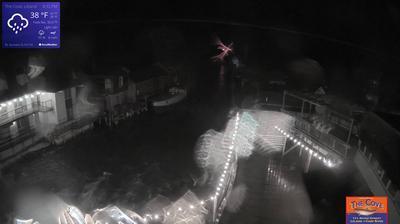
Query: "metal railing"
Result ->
[[0, 126, 37, 153], [0, 100, 53, 127], [285, 108, 400, 214], [357, 141, 400, 212], [212, 159, 238, 223], [49, 115, 97, 140], [283, 109, 350, 158]]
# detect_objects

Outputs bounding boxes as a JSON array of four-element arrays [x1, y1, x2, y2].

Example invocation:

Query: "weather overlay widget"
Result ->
[[2, 2, 60, 48]]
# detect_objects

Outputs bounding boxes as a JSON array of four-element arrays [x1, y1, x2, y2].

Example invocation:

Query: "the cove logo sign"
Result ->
[[346, 196, 388, 224]]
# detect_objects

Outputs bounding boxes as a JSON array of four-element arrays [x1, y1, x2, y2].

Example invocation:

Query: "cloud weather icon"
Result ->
[[7, 13, 29, 34]]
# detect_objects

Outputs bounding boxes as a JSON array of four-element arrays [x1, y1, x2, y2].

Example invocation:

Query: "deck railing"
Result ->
[[0, 126, 37, 153], [49, 115, 97, 140], [357, 141, 400, 212], [284, 108, 400, 214], [283, 109, 350, 158], [0, 100, 53, 127]]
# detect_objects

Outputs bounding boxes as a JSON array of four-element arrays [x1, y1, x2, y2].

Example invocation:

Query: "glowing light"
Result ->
[[178, 207, 182, 211], [154, 214, 159, 219], [200, 201, 204, 205], [190, 205, 194, 209]]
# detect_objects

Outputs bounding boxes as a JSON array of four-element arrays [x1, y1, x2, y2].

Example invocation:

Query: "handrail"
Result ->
[[356, 141, 400, 213], [49, 115, 97, 139], [0, 127, 37, 153], [282, 109, 350, 158], [284, 108, 400, 214], [0, 100, 53, 127], [212, 156, 238, 223]]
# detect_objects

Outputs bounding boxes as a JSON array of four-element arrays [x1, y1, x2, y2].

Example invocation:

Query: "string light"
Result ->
[[274, 126, 339, 168]]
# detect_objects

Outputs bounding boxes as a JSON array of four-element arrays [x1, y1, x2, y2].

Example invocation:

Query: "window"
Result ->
[[64, 88, 72, 99], [105, 78, 112, 92], [65, 97, 73, 121], [118, 76, 124, 88]]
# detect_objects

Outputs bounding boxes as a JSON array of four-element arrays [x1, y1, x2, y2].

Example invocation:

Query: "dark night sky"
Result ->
[[2, 0, 400, 109], [60, 0, 400, 58]]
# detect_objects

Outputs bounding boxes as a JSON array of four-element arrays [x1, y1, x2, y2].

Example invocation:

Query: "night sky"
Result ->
[[2, 1, 400, 110]]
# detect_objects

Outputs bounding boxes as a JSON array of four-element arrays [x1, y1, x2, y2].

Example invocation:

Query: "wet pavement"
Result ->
[[221, 144, 371, 224]]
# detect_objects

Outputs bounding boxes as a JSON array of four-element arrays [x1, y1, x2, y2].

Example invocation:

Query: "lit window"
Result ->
[[105, 79, 112, 91]]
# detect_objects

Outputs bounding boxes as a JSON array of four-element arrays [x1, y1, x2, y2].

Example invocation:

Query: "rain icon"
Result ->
[[7, 13, 29, 34]]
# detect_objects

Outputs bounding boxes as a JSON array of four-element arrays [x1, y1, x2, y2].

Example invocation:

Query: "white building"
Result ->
[[0, 84, 97, 167]]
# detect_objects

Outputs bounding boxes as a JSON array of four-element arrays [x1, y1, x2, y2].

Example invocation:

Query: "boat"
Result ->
[[151, 87, 187, 111]]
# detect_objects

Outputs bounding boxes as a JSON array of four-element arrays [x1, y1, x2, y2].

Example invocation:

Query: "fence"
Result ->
[[283, 110, 350, 158], [357, 141, 400, 213], [49, 115, 97, 140], [212, 158, 238, 223], [0, 100, 53, 127]]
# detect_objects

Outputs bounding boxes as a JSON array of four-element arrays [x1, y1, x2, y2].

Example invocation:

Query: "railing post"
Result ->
[[386, 180, 392, 190], [282, 91, 286, 111], [304, 151, 312, 173], [347, 119, 354, 144], [380, 170, 385, 180]]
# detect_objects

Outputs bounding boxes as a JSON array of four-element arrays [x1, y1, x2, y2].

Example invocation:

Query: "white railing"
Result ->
[[0, 100, 53, 127], [356, 140, 400, 213]]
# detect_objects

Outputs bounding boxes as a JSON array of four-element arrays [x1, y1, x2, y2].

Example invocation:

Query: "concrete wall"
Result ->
[[55, 91, 67, 123]]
